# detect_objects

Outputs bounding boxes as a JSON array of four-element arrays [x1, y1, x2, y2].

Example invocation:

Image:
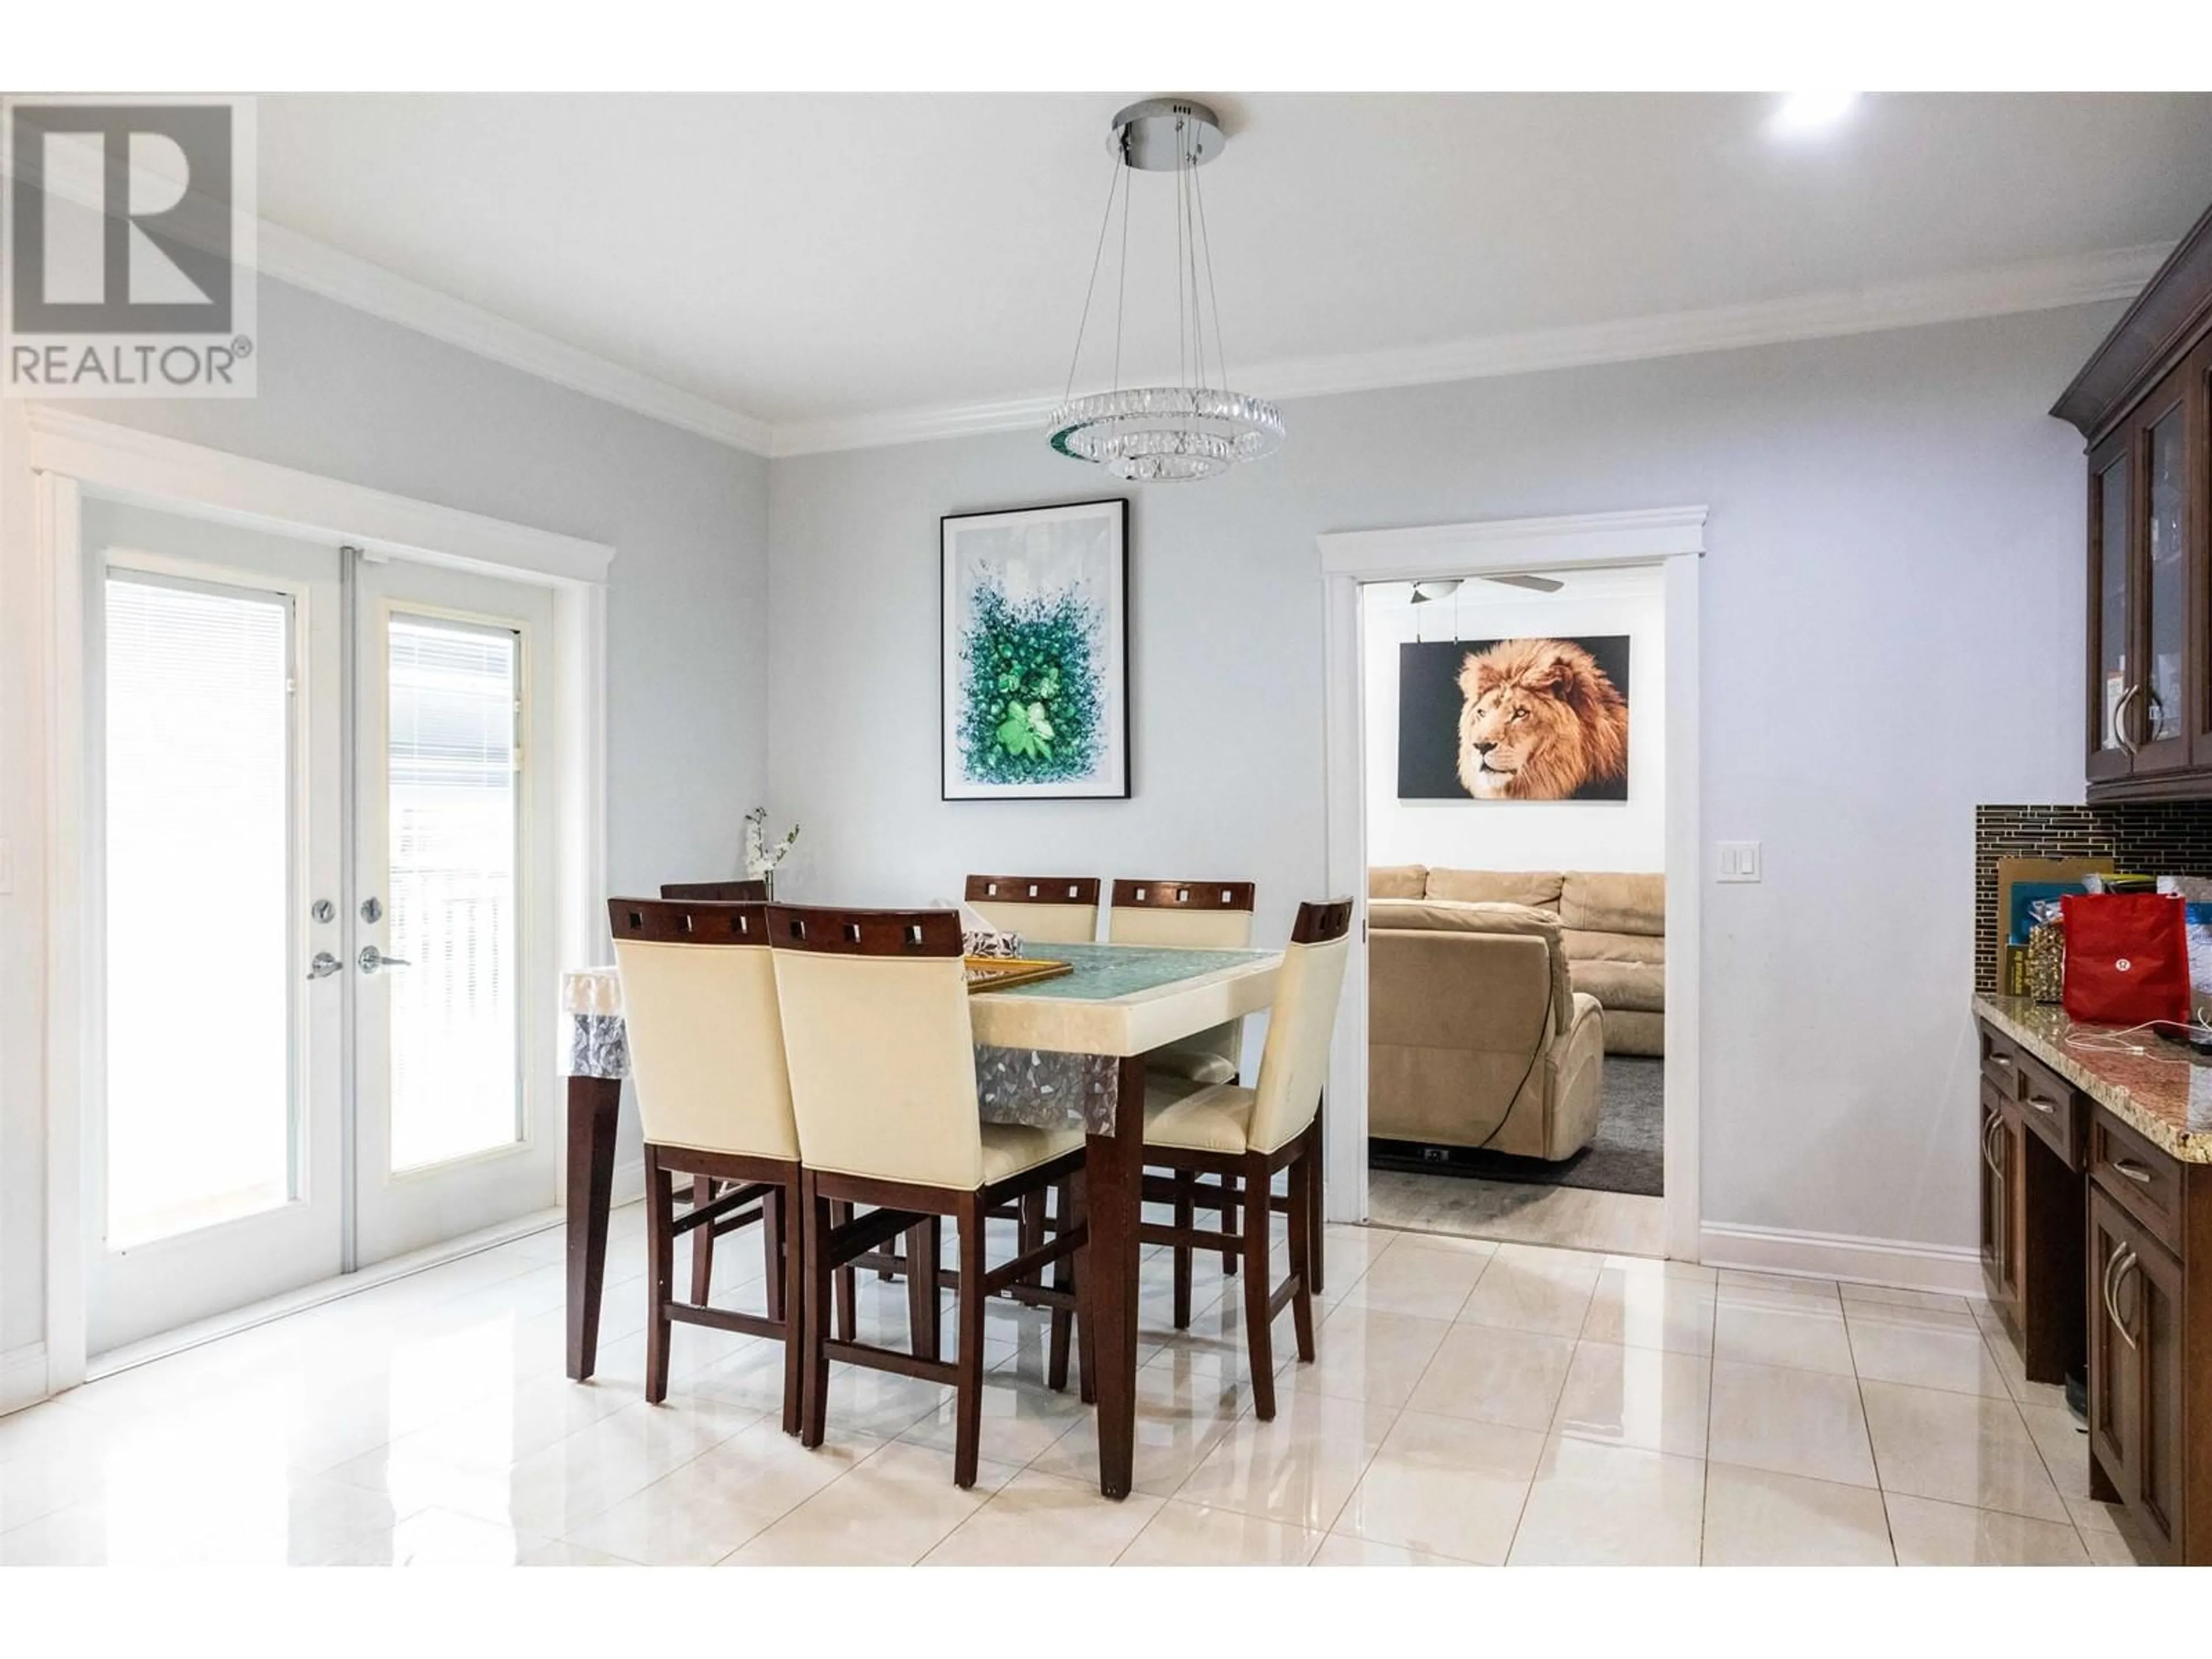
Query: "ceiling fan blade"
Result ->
[[1483, 573, 1565, 593]]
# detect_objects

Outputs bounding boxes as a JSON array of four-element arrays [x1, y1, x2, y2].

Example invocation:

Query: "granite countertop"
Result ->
[[1974, 994, 2212, 1163]]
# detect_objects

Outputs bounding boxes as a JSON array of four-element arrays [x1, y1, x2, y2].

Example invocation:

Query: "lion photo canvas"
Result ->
[[1397, 635, 1632, 801]]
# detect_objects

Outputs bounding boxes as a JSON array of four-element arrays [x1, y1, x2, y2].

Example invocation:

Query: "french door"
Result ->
[[86, 501, 560, 1355], [351, 559, 557, 1266]]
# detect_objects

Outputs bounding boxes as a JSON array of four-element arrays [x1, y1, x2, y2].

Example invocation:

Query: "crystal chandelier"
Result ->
[[1047, 99, 1285, 483]]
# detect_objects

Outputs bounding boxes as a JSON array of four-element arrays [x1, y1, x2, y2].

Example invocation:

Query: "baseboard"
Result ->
[[1, 1342, 50, 1417], [1699, 1221, 1986, 1298]]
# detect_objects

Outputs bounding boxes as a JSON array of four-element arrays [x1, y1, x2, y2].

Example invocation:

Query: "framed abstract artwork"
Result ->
[[941, 498, 1130, 801]]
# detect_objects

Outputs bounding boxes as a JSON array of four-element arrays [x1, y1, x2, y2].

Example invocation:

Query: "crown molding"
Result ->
[[769, 241, 2169, 458], [240, 225, 2165, 464], [254, 221, 774, 455]]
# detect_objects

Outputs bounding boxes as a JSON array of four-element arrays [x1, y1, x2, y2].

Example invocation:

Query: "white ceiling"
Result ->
[[254, 92, 2212, 447]]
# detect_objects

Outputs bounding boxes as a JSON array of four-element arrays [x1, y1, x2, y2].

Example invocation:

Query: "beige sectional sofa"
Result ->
[[1369, 866, 1665, 1057]]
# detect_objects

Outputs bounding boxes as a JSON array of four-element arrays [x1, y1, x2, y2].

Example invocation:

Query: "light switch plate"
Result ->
[[1716, 840, 1762, 883]]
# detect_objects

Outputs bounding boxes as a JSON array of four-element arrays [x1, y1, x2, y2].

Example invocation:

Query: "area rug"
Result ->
[[1367, 1055, 1664, 1197]]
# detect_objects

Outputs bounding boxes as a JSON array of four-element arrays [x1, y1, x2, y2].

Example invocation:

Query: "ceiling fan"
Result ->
[[1407, 574, 1564, 604]]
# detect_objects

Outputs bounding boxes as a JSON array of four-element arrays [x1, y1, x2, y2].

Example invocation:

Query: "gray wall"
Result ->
[[0, 278, 769, 1354], [766, 305, 2112, 1253]]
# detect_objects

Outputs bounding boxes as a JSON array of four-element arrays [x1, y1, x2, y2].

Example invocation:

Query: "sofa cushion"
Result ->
[[1369, 898, 1557, 938], [1367, 864, 1429, 900], [1603, 1008, 1664, 1057], [1561, 872, 1664, 935], [1562, 928, 1664, 967], [1570, 956, 1664, 1014], [1425, 868, 1564, 909]]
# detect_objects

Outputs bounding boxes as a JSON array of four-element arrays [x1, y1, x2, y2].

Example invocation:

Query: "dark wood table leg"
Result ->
[[565, 1074, 623, 1381], [1085, 1054, 1147, 1500]]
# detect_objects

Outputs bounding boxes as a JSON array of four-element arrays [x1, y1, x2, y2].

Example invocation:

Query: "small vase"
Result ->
[[758, 870, 775, 901]]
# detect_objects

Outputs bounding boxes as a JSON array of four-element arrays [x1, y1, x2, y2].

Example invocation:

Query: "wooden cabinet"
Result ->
[[2056, 202, 2212, 800], [2088, 1181, 2187, 1560], [2080, 1103, 2212, 1566], [1977, 1015, 2212, 1565], [1976, 1027, 2087, 1382]]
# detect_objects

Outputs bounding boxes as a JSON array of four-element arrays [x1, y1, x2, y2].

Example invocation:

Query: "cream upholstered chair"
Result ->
[[963, 874, 1101, 944], [769, 904, 1092, 1487], [1108, 878, 1257, 1085], [1111, 878, 1259, 1285], [959, 876, 1101, 1286], [655, 880, 900, 1340], [655, 880, 770, 1306], [611, 896, 803, 1433], [1139, 899, 1354, 1420]]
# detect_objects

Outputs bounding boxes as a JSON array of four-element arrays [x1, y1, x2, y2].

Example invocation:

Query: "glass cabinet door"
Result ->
[[2140, 399, 2190, 760], [2089, 446, 2133, 779]]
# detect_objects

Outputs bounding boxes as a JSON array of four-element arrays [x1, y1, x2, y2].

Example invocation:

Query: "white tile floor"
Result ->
[[0, 1208, 2165, 1566]]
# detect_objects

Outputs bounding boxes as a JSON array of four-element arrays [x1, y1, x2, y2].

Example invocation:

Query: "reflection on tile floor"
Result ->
[[0, 1207, 2165, 1565]]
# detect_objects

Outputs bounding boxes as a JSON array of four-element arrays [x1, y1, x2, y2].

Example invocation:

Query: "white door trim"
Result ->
[[28, 410, 612, 1393], [24, 407, 613, 584], [1316, 506, 1706, 1262]]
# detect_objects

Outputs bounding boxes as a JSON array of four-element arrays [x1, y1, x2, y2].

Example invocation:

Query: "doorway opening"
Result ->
[[1316, 507, 1703, 1264], [1360, 566, 1668, 1255]]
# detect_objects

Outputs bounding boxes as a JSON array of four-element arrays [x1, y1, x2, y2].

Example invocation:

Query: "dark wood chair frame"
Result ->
[[644, 1146, 802, 1433], [1113, 877, 1263, 1283], [1108, 878, 1256, 915], [963, 873, 1103, 912], [660, 880, 770, 902], [769, 903, 1095, 1487], [613, 895, 803, 1434], [1133, 898, 1352, 1420]]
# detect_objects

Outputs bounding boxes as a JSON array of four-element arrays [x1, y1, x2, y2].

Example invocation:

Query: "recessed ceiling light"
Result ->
[[1770, 92, 1861, 137]]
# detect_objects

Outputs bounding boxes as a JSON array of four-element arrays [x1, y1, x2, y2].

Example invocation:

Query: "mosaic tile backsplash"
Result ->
[[1975, 801, 2212, 991]]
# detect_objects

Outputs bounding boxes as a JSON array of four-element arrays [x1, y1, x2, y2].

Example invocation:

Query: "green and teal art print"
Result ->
[[941, 499, 1128, 800]]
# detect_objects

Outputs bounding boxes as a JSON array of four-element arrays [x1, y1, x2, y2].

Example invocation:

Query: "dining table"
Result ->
[[561, 937, 1291, 1501]]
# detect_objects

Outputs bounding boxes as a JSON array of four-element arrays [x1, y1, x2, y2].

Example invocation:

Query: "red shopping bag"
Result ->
[[2061, 893, 2191, 1027]]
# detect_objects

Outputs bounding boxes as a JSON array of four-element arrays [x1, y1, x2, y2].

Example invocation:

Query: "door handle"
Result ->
[[358, 944, 411, 974], [306, 951, 343, 980], [2116, 683, 2145, 757]]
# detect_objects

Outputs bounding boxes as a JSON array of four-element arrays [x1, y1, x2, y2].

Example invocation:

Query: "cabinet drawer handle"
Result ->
[[1987, 1052, 2014, 1069], [2025, 1094, 2055, 1115], [2111, 1157, 2155, 1185]]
